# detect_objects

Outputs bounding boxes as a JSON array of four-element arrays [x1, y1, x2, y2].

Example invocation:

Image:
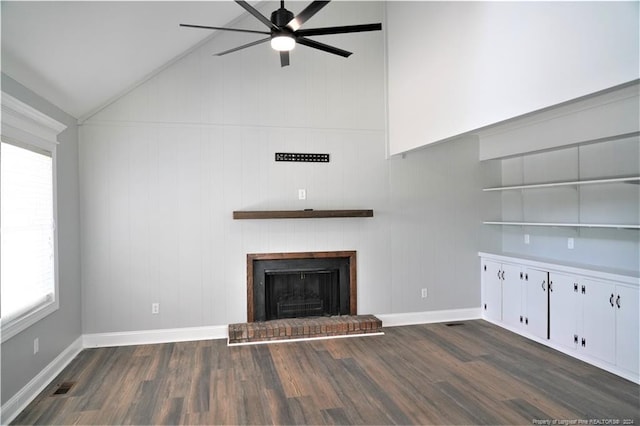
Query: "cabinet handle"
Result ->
[[581, 337, 586, 347], [484, 264, 487, 272], [609, 293, 615, 307], [525, 273, 528, 281], [541, 280, 546, 291], [549, 281, 553, 292], [520, 272, 523, 280], [574, 283, 578, 292], [520, 315, 523, 323], [574, 334, 578, 344], [497, 270, 501, 279], [501, 271, 505, 280], [616, 295, 621, 309], [525, 317, 528, 325], [484, 303, 487, 310], [581, 285, 586, 294]]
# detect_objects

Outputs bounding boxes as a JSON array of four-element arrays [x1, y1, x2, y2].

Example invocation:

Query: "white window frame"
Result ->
[[1, 92, 67, 342]]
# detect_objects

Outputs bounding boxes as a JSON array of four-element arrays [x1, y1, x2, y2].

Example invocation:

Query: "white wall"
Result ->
[[386, 1, 639, 155], [80, 1, 386, 333], [79, 1, 492, 334]]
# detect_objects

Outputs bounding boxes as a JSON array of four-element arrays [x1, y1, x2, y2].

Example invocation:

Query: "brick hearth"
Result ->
[[228, 314, 383, 345]]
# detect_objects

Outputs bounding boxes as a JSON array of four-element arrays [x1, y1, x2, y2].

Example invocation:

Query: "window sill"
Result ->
[[1, 299, 59, 343]]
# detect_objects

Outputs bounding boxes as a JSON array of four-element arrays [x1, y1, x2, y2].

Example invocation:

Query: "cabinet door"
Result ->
[[482, 260, 502, 322], [580, 279, 616, 364], [502, 264, 523, 329], [526, 268, 549, 340], [615, 285, 639, 375], [549, 272, 578, 350]]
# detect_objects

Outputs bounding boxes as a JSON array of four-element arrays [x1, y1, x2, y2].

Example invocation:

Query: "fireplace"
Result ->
[[247, 251, 357, 322]]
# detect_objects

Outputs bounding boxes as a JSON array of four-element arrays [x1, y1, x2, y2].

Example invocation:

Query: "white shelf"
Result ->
[[483, 176, 640, 192], [483, 221, 640, 230]]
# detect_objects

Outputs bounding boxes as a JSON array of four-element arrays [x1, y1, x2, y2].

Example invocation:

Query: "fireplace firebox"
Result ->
[[247, 251, 357, 322]]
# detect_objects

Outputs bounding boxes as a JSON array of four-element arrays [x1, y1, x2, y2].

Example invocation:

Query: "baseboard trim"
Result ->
[[0, 336, 83, 425], [83, 324, 229, 348], [376, 307, 482, 327]]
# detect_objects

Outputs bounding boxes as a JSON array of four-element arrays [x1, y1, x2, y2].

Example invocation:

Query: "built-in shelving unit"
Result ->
[[233, 209, 374, 220], [483, 176, 640, 192], [483, 221, 640, 230], [483, 169, 640, 229]]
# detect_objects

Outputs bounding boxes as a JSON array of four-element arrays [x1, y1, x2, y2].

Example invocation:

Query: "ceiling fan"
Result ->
[[180, 0, 382, 67]]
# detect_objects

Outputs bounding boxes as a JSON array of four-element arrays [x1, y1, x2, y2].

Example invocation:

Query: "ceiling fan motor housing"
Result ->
[[271, 7, 294, 30]]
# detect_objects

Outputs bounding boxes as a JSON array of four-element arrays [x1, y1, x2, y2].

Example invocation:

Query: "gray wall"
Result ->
[[1, 74, 82, 405], [389, 135, 501, 313], [79, 1, 490, 334]]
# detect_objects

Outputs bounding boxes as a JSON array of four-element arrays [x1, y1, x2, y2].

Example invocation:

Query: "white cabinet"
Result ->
[[579, 279, 616, 364], [548, 273, 579, 350], [480, 253, 639, 383], [550, 274, 635, 369], [481, 260, 520, 323], [481, 260, 503, 322], [498, 263, 523, 327], [525, 268, 549, 340], [615, 285, 639, 375], [502, 266, 549, 340]]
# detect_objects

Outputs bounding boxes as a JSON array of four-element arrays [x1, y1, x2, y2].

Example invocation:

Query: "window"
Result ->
[[0, 92, 66, 342]]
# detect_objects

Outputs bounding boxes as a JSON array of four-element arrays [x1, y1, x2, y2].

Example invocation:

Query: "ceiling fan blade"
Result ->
[[280, 51, 290, 67], [214, 37, 270, 56], [235, 0, 278, 31], [295, 23, 382, 37], [180, 24, 270, 35], [287, 1, 330, 31], [296, 36, 352, 57]]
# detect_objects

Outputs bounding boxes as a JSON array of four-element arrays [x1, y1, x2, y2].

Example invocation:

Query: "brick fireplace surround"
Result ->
[[228, 251, 383, 345]]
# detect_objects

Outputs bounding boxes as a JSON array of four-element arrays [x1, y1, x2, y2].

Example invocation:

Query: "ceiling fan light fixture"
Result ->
[[271, 35, 295, 51]]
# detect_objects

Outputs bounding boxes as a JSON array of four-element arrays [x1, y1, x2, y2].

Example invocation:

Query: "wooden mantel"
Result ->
[[233, 209, 374, 220]]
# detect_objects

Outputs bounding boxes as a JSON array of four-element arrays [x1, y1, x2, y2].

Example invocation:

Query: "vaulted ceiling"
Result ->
[[1, 1, 266, 120]]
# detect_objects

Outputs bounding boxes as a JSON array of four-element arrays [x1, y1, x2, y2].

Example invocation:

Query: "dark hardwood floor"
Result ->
[[12, 320, 640, 425]]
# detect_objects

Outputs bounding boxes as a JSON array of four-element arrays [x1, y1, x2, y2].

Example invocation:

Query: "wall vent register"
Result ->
[[275, 153, 330, 162]]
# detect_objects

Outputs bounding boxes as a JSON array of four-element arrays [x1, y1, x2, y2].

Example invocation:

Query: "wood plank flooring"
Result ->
[[12, 320, 640, 425]]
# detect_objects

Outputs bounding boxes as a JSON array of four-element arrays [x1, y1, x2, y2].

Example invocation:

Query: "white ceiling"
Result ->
[[1, 1, 258, 120]]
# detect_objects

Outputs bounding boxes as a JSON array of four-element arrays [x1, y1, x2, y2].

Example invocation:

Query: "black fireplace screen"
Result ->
[[253, 258, 350, 321], [266, 269, 339, 320]]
